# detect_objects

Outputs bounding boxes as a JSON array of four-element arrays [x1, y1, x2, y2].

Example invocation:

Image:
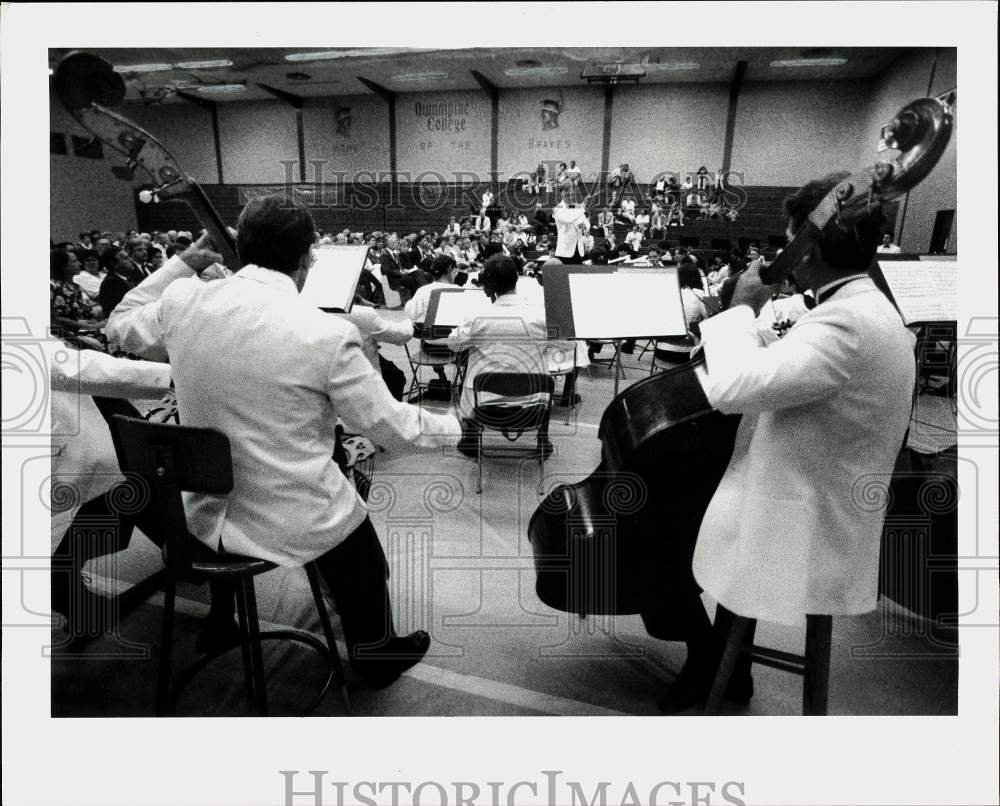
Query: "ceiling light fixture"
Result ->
[[504, 65, 569, 77], [392, 72, 448, 81], [113, 63, 174, 74], [285, 48, 416, 62], [645, 62, 700, 71], [176, 59, 234, 70], [770, 58, 848, 68], [196, 84, 246, 94]]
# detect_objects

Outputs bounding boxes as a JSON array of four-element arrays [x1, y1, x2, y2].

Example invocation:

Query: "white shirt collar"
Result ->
[[815, 273, 869, 300], [235, 264, 299, 295]]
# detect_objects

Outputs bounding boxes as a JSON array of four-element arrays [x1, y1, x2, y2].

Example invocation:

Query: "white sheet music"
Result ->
[[299, 245, 370, 311], [877, 260, 957, 324], [568, 269, 688, 338], [431, 289, 493, 327]]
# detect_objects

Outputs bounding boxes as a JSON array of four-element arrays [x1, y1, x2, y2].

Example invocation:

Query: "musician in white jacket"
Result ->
[[657, 172, 916, 712], [107, 196, 462, 688]]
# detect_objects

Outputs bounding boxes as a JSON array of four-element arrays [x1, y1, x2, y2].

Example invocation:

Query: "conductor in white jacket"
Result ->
[[658, 172, 916, 712], [107, 196, 462, 688], [552, 184, 593, 261]]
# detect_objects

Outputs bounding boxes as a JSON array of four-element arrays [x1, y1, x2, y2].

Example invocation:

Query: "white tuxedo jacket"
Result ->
[[693, 279, 915, 624], [107, 258, 460, 565]]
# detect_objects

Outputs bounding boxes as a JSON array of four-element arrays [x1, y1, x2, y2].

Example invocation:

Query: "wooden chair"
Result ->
[[472, 372, 554, 496], [704, 614, 833, 715], [109, 415, 351, 716]]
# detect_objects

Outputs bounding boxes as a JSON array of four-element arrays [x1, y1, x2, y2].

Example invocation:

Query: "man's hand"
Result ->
[[179, 232, 224, 275], [730, 264, 780, 316]]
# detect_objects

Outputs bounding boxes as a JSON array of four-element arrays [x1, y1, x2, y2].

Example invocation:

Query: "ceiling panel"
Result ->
[[48, 46, 918, 107]]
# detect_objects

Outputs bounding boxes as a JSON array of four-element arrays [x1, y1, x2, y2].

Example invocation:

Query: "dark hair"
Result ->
[[78, 249, 99, 265], [236, 194, 316, 274], [588, 247, 610, 265], [100, 247, 127, 273], [430, 254, 456, 279], [678, 263, 703, 291], [479, 255, 518, 297], [50, 249, 72, 280], [782, 172, 885, 271]]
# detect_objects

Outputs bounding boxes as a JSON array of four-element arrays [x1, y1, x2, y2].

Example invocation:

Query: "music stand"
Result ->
[[299, 244, 371, 313], [543, 264, 688, 395]]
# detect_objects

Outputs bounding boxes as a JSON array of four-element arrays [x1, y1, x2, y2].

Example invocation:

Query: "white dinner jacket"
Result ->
[[693, 279, 916, 624], [107, 258, 460, 565]]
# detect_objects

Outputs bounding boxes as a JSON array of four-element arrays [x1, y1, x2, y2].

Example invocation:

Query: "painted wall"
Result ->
[[217, 99, 299, 184], [730, 79, 870, 187], [865, 48, 956, 253], [123, 102, 219, 184], [497, 87, 605, 182], [608, 83, 731, 183], [50, 97, 138, 241], [395, 90, 491, 179], [303, 94, 390, 180]]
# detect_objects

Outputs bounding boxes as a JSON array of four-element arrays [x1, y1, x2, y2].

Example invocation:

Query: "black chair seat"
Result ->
[[474, 402, 549, 433]]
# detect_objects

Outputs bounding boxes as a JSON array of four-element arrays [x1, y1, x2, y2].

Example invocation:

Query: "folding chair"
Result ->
[[109, 415, 351, 716], [472, 372, 555, 496]]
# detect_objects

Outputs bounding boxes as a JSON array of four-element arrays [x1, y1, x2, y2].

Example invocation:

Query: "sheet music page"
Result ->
[[299, 245, 370, 310], [432, 289, 493, 327], [876, 260, 957, 323], [568, 269, 687, 338]]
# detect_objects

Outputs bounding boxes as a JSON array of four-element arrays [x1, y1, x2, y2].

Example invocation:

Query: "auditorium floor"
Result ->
[[50, 328, 959, 717]]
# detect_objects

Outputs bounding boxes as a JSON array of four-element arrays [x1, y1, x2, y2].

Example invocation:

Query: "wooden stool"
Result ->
[[704, 614, 833, 715]]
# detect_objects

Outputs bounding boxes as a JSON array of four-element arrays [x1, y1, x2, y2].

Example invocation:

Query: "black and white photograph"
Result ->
[[2, 3, 997, 806]]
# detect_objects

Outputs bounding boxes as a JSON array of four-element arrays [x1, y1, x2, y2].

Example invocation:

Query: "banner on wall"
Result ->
[[406, 96, 484, 163]]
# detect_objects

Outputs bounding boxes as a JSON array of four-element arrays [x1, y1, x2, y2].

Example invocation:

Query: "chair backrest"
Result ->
[[473, 372, 554, 434], [109, 415, 233, 575], [473, 371, 554, 399]]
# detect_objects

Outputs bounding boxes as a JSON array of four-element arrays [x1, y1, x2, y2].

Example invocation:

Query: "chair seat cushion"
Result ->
[[175, 538, 277, 578]]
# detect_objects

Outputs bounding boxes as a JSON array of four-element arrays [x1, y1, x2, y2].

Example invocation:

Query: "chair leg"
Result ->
[[704, 616, 753, 715], [239, 577, 269, 716], [305, 563, 352, 716], [233, 578, 256, 706], [476, 427, 483, 494], [156, 576, 177, 716], [803, 615, 833, 716]]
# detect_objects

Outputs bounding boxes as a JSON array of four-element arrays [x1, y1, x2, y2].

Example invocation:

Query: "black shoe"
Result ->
[[557, 393, 582, 407], [355, 630, 431, 689], [658, 660, 754, 713], [657, 661, 711, 714]]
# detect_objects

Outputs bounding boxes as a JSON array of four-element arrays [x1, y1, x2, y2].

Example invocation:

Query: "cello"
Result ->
[[528, 94, 954, 619]]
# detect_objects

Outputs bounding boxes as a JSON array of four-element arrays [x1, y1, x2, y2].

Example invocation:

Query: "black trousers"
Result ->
[[311, 517, 398, 664]]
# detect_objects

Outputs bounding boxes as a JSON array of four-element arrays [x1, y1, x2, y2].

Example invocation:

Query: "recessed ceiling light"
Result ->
[[504, 66, 569, 77], [287, 72, 312, 81], [770, 58, 848, 68], [516, 59, 542, 68], [392, 72, 448, 81], [176, 59, 234, 70], [646, 62, 700, 71], [285, 48, 415, 62], [197, 84, 246, 94], [113, 63, 174, 74]]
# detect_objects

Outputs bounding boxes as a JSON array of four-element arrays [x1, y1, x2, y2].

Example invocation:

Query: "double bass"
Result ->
[[54, 52, 381, 495], [528, 94, 954, 619]]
